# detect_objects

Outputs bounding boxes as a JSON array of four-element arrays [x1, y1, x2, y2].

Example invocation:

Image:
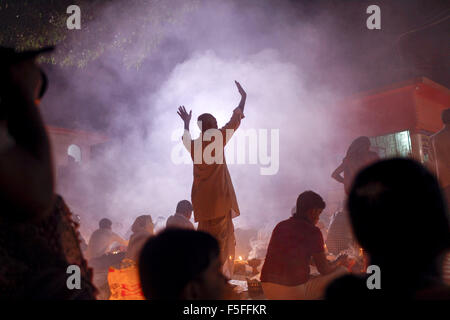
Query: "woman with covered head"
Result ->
[[125, 215, 154, 262]]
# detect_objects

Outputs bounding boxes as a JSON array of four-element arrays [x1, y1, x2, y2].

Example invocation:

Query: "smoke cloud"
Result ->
[[41, 0, 371, 237]]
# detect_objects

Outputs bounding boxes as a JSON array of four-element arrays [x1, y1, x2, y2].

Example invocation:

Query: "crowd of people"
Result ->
[[0, 46, 449, 300]]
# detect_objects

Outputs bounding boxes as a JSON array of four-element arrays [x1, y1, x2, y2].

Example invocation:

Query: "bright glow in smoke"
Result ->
[[47, 0, 355, 235]]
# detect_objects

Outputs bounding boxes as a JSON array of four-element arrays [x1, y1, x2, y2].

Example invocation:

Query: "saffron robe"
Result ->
[[182, 108, 244, 222]]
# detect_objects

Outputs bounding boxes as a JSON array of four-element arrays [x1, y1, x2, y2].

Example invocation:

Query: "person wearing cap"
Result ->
[[0, 46, 55, 219], [166, 200, 195, 230], [0, 47, 98, 299]]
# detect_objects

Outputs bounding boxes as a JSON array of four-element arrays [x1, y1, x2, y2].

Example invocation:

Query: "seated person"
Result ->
[[326, 158, 450, 299], [107, 215, 154, 300], [86, 218, 128, 260], [125, 215, 154, 261], [260, 191, 350, 300], [166, 200, 195, 230], [138, 229, 228, 300]]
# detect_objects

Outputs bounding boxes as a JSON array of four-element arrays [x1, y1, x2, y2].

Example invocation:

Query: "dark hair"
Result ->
[[138, 229, 220, 300], [131, 215, 153, 233], [99, 218, 112, 229], [295, 191, 326, 218], [347, 136, 371, 157], [442, 108, 450, 124], [348, 158, 450, 273], [176, 200, 193, 216], [197, 113, 217, 132]]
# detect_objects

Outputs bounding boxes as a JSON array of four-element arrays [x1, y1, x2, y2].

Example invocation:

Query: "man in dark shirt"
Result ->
[[166, 200, 195, 230], [261, 191, 349, 299]]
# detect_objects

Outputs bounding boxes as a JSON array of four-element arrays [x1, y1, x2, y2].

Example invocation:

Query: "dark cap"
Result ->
[[0, 46, 53, 99], [0, 46, 54, 66]]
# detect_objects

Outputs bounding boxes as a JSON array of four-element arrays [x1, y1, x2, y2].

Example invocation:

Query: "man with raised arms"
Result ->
[[177, 81, 247, 277]]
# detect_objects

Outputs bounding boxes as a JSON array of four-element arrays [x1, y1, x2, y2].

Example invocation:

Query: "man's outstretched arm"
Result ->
[[223, 81, 246, 129], [221, 82, 247, 146]]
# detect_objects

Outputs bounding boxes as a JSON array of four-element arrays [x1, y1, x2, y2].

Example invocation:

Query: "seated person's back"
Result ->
[[125, 215, 154, 261], [86, 218, 127, 260], [260, 191, 350, 300], [261, 216, 324, 286], [166, 200, 194, 230]]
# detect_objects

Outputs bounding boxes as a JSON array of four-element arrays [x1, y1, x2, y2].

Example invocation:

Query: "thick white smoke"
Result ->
[[46, 0, 353, 237]]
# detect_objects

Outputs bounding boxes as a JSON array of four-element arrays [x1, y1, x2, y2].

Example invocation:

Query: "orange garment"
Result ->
[[198, 211, 236, 278], [183, 108, 244, 222], [108, 259, 145, 300]]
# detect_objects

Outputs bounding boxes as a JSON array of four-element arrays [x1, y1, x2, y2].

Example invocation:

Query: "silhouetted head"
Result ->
[[348, 158, 450, 278], [442, 108, 450, 125], [139, 229, 227, 300], [99, 218, 112, 229], [295, 191, 326, 225], [176, 200, 193, 219], [197, 113, 218, 133], [347, 136, 371, 157], [131, 215, 154, 234]]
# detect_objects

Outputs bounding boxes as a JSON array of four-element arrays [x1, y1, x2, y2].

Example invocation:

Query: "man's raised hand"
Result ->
[[235, 80, 246, 98], [177, 105, 192, 123], [234, 81, 247, 115]]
